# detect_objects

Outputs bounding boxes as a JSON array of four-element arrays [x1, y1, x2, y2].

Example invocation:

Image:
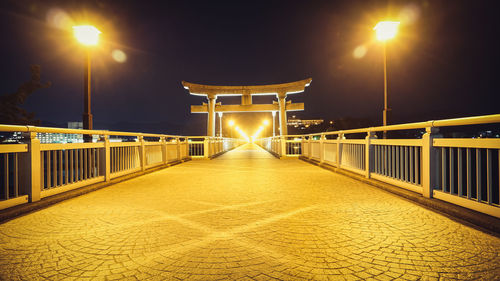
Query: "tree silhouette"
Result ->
[[0, 65, 51, 125]]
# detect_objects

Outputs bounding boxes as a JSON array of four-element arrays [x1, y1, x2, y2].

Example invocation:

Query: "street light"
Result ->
[[374, 21, 399, 138], [73, 25, 101, 142]]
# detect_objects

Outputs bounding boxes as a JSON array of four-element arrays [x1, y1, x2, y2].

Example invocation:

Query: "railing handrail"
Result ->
[[0, 124, 184, 138], [269, 113, 500, 137]]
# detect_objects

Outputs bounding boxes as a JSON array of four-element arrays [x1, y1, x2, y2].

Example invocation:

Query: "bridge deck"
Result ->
[[1, 144, 499, 280]]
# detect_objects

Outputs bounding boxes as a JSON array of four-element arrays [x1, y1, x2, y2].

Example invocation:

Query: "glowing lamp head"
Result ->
[[73, 25, 101, 46], [228, 120, 235, 127], [374, 21, 400, 41], [263, 120, 269, 126]]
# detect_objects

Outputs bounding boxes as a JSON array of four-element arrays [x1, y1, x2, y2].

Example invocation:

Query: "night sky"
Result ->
[[0, 0, 499, 135]]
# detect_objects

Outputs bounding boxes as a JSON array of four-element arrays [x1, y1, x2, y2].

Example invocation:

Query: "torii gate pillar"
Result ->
[[277, 91, 288, 136], [207, 95, 216, 137]]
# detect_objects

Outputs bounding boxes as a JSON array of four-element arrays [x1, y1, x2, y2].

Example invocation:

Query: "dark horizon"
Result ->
[[1, 0, 499, 135]]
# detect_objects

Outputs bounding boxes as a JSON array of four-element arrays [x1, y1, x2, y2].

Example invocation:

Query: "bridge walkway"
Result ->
[[0, 143, 499, 280]]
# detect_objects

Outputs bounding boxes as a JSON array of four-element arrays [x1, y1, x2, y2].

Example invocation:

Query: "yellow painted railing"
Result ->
[[258, 114, 500, 218], [0, 125, 240, 210]]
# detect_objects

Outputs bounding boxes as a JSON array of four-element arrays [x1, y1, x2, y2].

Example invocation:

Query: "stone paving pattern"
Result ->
[[1, 144, 499, 280]]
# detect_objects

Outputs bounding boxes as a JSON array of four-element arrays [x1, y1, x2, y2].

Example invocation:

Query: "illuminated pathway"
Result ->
[[1, 143, 499, 280]]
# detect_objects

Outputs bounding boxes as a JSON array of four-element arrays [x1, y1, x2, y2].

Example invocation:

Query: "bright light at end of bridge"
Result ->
[[373, 21, 400, 41], [73, 25, 101, 46]]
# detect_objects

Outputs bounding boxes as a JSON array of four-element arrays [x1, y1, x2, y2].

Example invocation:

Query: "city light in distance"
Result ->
[[73, 25, 101, 46], [373, 21, 400, 41]]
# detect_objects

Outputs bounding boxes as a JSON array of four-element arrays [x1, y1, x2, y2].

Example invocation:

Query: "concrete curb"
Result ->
[[299, 156, 500, 237], [0, 158, 190, 224]]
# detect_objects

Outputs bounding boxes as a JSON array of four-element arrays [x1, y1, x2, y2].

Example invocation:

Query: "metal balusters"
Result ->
[[450, 148, 454, 194], [487, 149, 492, 204], [47, 151, 51, 188], [52, 150, 57, 187], [477, 149, 482, 202], [391, 146, 395, 178], [58, 150, 63, 186], [79, 149, 83, 181], [84, 149, 88, 180], [70, 149, 74, 184], [65, 150, 68, 185], [410, 146, 414, 183], [96, 148, 100, 177]]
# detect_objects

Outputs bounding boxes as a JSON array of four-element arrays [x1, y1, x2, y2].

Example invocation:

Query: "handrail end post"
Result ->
[[422, 127, 439, 198], [19, 132, 41, 202]]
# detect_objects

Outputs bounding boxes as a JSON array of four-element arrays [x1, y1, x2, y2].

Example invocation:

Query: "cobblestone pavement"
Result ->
[[1, 144, 500, 280]]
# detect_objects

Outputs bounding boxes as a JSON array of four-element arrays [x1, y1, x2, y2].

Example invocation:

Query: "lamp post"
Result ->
[[374, 21, 399, 138], [73, 25, 101, 142]]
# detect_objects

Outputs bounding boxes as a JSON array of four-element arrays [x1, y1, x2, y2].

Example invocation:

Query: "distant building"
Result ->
[[287, 115, 324, 129], [67, 122, 83, 129], [37, 122, 99, 143]]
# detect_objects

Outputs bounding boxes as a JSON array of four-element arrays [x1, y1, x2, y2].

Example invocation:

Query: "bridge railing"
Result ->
[[258, 135, 304, 157], [258, 114, 500, 219], [0, 125, 238, 210], [187, 136, 241, 159]]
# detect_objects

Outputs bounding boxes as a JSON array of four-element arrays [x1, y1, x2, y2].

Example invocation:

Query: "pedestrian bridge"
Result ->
[[1, 115, 500, 280]]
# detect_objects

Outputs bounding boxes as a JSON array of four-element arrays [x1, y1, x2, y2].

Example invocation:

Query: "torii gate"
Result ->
[[182, 78, 312, 136]]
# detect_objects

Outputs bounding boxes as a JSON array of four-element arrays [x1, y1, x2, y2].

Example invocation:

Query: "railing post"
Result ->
[[365, 131, 375, 178], [422, 127, 439, 198], [319, 134, 326, 164], [161, 137, 167, 165], [336, 133, 344, 167], [19, 131, 41, 202], [139, 136, 146, 171], [280, 136, 286, 157], [203, 137, 210, 159], [308, 136, 313, 159], [176, 137, 181, 161], [99, 135, 111, 182]]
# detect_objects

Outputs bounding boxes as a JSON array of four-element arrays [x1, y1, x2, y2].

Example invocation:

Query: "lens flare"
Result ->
[[399, 4, 421, 24], [46, 8, 74, 30], [111, 49, 127, 63], [353, 45, 367, 59]]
